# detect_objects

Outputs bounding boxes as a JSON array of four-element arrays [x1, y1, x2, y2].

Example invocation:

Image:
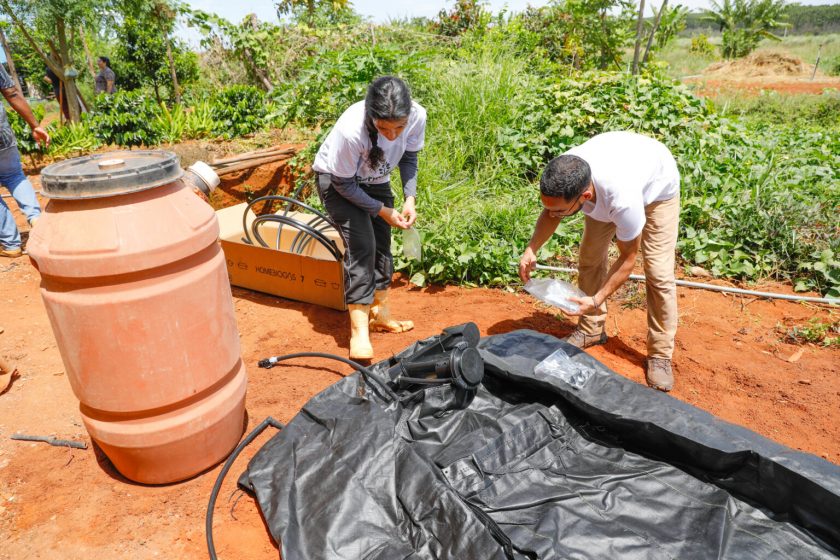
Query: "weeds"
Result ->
[[779, 316, 839, 347]]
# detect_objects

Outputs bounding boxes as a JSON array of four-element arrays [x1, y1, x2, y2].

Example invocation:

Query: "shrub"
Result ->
[[210, 85, 268, 139], [47, 122, 101, 158], [431, 0, 489, 37], [689, 34, 717, 57], [270, 45, 431, 128], [7, 104, 46, 155], [88, 91, 163, 148]]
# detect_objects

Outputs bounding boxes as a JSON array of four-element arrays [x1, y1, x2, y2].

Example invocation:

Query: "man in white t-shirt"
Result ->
[[519, 131, 681, 391]]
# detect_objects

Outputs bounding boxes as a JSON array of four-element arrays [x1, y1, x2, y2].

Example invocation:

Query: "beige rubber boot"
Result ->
[[348, 304, 374, 360], [369, 290, 414, 333]]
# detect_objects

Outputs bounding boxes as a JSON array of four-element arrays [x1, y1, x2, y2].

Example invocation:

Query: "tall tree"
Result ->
[[631, 0, 647, 74], [703, 0, 788, 58], [116, 0, 194, 102], [0, 0, 106, 121], [275, 0, 351, 27]]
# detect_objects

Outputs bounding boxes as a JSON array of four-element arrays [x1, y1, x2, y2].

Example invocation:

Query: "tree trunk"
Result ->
[[62, 77, 82, 123], [0, 27, 23, 97], [79, 26, 97, 79], [56, 18, 81, 122], [631, 0, 647, 75], [165, 39, 181, 104], [153, 77, 161, 104], [245, 14, 273, 92], [307, 0, 316, 25], [642, 0, 668, 65]]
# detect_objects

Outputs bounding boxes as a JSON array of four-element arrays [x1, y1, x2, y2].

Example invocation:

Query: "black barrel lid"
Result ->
[[40, 150, 183, 199]]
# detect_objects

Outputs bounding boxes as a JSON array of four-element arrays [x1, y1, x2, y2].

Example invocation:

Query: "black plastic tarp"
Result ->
[[241, 329, 840, 559]]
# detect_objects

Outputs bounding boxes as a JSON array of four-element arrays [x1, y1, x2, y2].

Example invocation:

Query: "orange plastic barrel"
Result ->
[[27, 151, 247, 484]]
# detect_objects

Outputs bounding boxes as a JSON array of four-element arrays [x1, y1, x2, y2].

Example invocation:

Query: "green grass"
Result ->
[[712, 89, 840, 128]]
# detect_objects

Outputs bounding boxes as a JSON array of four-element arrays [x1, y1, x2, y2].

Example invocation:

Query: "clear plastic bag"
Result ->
[[534, 347, 595, 389], [402, 227, 422, 261], [523, 278, 586, 314]]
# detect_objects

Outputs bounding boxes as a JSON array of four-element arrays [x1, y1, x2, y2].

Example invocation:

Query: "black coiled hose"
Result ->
[[241, 195, 346, 261]]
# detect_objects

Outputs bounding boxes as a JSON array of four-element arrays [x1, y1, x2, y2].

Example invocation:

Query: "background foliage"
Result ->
[[2, 0, 837, 296]]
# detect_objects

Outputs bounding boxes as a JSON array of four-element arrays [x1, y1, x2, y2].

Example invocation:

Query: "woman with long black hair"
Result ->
[[313, 76, 426, 360]]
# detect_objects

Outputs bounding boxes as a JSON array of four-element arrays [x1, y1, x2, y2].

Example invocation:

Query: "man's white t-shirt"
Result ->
[[312, 100, 427, 184], [565, 131, 680, 242]]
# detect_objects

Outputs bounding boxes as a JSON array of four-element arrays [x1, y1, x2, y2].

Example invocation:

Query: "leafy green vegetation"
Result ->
[[702, 0, 788, 59], [209, 85, 268, 139], [1, 0, 836, 296], [780, 316, 839, 347]]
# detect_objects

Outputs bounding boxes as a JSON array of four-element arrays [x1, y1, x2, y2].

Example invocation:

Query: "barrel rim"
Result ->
[[41, 150, 183, 200]]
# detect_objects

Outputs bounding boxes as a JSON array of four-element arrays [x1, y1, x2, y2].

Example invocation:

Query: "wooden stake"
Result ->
[[213, 154, 294, 176], [212, 147, 295, 166]]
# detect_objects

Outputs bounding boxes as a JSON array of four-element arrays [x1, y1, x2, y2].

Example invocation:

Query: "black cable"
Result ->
[[206, 416, 284, 560], [258, 352, 398, 403], [394, 376, 451, 385]]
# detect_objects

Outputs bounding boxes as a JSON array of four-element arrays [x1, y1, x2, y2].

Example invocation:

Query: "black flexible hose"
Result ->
[[206, 352, 398, 560], [242, 195, 341, 248], [290, 215, 330, 255], [258, 352, 398, 403], [206, 416, 284, 560], [251, 214, 343, 261]]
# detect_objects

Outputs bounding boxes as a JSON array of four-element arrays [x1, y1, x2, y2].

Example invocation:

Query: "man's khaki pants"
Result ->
[[576, 196, 680, 359]]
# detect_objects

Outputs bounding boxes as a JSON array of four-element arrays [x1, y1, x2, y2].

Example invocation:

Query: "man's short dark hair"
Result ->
[[539, 155, 591, 200], [98, 56, 111, 67]]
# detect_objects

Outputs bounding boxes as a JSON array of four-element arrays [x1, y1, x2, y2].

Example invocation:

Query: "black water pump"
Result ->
[[387, 322, 484, 407]]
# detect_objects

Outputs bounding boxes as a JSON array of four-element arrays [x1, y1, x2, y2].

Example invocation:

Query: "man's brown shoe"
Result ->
[[0, 246, 22, 258], [563, 329, 608, 350], [646, 358, 673, 392]]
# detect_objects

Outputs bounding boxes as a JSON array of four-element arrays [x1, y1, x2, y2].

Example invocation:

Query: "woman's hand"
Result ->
[[401, 196, 417, 227], [378, 206, 410, 229]]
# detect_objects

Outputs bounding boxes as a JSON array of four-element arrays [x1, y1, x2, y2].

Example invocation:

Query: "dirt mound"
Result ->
[[703, 51, 816, 78]]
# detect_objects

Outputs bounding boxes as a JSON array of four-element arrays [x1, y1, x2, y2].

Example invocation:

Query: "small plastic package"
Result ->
[[534, 347, 595, 389], [402, 227, 422, 261], [524, 278, 586, 314]]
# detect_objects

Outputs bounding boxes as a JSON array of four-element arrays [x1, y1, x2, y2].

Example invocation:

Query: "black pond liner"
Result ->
[[239, 329, 840, 559]]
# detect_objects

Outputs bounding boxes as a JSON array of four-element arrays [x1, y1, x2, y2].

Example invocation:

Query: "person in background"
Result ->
[[0, 64, 49, 257], [519, 131, 680, 392], [43, 66, 69, 120], [94, 56, 115, 95], [312, 76, 426, 360]]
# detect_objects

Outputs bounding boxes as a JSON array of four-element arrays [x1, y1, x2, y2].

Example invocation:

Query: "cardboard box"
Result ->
[[216, 202, 346, 311]]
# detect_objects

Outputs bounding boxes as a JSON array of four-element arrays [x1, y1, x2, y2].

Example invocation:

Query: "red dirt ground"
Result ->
[[687, 77, 840, 96], [1, 164, 838, 559], [685, 50, 840, 96]]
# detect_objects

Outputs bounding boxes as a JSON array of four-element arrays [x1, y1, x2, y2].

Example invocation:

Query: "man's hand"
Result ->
[[519, 247, 537, 283], [401, 196, 417, 227], [32, 127, 50, 148], [565, 295, 598, 317], [378, 206, 410, 229]]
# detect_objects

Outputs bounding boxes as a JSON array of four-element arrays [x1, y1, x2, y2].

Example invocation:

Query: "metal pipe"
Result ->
[[532, 264, 839, 305]]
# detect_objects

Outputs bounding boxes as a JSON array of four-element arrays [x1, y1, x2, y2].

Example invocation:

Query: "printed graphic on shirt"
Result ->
[[358, 158, 394, 184]]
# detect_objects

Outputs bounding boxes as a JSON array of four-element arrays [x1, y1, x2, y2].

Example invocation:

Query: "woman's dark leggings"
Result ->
[[318, 174, 394, 305]]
